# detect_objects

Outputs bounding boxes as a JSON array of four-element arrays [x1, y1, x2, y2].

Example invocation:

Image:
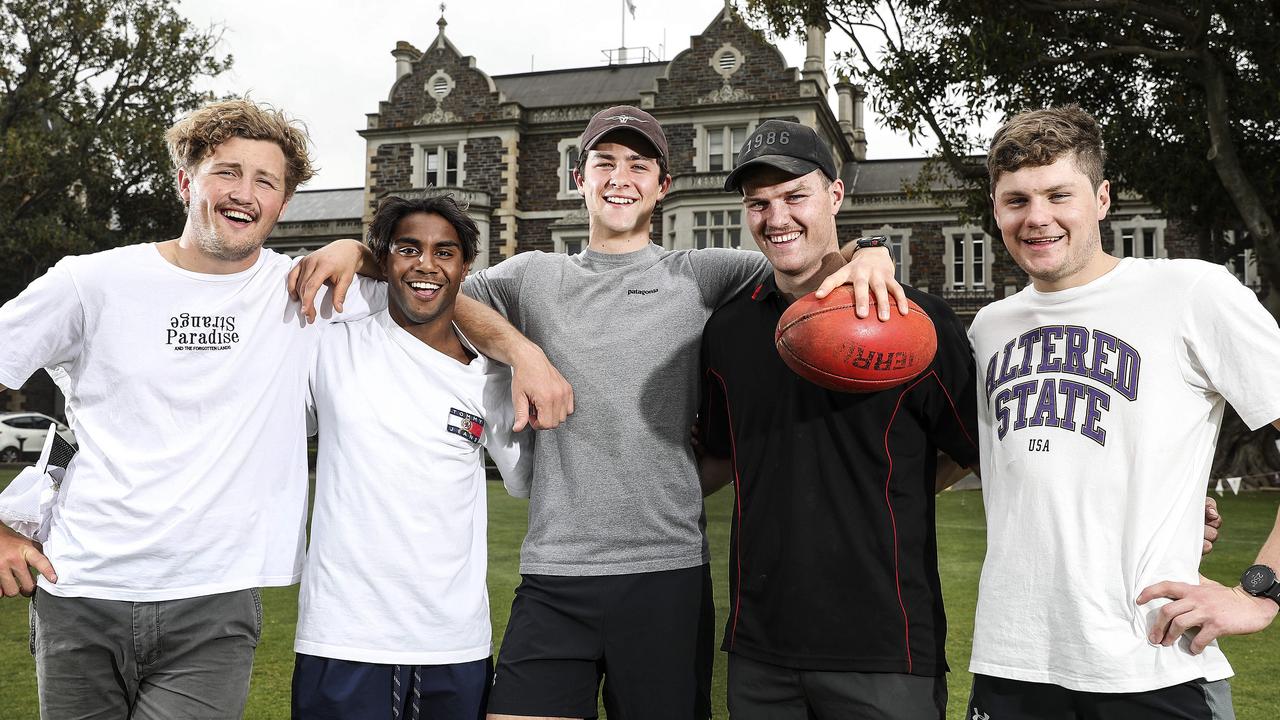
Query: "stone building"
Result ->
[[274, 3, 1251, 322]]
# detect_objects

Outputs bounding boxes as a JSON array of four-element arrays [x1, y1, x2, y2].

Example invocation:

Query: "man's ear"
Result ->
[[177, 168, 192, 204]]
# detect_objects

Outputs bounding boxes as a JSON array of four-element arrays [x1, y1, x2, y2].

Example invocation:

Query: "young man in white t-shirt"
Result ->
[[966, 105, 1280, 719], [291, 194, 532, 719], [0, 99, 568, 718]]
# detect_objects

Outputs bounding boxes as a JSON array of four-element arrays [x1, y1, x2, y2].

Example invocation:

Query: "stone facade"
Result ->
[[269, 3, 1226, 322]]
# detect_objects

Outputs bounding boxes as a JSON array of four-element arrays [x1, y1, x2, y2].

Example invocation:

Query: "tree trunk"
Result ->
[[1212, 408, 1280, 489]]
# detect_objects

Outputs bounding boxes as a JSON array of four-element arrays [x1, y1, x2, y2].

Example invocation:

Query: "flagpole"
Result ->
[[621, 0, 626, 50]]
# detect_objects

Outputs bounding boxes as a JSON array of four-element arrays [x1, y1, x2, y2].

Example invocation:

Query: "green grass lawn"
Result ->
[[0, 469, 1277, 718]]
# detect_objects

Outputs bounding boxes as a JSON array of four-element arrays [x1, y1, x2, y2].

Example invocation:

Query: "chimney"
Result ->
[[835, 80, 868, 161], [391, 41, 416, 81], [801, 21, 829, 96]]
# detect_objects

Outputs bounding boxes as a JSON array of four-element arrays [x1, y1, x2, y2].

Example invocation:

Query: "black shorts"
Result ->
[[727, 653, 945, 720], [967, 674, 1235, 720], [487, 565, 715, 719]]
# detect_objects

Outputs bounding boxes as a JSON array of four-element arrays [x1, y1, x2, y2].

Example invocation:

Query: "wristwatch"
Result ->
[[852, 235, 889, 253], [1240, 564, 1280, 606]]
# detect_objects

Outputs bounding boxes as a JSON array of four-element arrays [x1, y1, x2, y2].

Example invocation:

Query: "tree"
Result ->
[[0, 0, 231, 303], [747, 0, 1280, 482]]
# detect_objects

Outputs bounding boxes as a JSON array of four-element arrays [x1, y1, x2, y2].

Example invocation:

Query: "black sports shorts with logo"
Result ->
[[967, 674, 1234, 720], [487, 565, 715, 719]]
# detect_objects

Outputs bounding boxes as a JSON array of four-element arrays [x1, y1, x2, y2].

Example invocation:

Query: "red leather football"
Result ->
[[775, 287, 937, 393]]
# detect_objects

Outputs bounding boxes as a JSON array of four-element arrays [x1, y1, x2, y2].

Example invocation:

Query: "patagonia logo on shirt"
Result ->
[[627, 288, 658, 296], [447, 408, 485, 444]]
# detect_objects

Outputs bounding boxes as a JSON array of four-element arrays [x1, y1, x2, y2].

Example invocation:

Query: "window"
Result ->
[[553, 233, 586, 255], [1222, 230, 1259, 288], [427, 147, 458, 187], [705, 125, 748, 172], [418, 142, 464, 188], [1110, 215, 1166, 259], [693, 210, 742, 249], [943, 226, 993, 290], [557, 138, 582, 200]]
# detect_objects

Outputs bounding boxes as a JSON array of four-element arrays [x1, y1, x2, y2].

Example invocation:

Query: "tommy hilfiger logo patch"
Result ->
[[447, 408, 485, 444]]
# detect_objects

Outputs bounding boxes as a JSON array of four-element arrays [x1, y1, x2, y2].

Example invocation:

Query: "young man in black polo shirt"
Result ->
[[697, 120, 979, 719]]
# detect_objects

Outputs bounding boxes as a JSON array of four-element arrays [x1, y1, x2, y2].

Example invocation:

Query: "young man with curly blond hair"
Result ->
[[0, 98, 567, 719]]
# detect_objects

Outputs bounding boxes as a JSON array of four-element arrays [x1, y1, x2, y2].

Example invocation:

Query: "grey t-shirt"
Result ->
[[464, 243, 768, 575]]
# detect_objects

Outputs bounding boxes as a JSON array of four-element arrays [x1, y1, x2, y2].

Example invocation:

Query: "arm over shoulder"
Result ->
[[688, 249, 769, 310]]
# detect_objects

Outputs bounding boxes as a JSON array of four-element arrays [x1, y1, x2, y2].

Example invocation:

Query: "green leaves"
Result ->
[[0, 0, 230, 302]]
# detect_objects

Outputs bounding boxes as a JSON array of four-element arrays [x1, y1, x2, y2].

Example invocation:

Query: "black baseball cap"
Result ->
[[723, 119, 838, 192], [579, 105, 668, 162]]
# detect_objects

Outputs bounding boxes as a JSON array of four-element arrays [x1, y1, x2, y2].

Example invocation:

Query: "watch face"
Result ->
[[1242, 564, 1276, 594]]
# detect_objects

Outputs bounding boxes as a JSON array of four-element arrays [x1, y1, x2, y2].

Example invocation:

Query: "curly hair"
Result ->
[[988, 105, 1106, 191], [165, 98, 315, 197], [366, 193, 480, 267]]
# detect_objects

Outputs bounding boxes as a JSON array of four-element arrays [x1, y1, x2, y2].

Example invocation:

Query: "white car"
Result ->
[[0, 412, 77, 463]]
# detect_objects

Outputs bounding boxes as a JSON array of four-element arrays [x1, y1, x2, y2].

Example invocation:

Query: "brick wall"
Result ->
[[516, 133, 583, 212], [369, 143, 414, 215], [518, 218, 554, 254], [654, 14, 800, 108], [377, 45, 506, 128], [664, 124, 696, 176], [465, 136, 507, 204]]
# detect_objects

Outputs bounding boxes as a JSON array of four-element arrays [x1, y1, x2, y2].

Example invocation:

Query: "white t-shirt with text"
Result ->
[[968, 258, 1280, 692], [0, 243, 382, 601]]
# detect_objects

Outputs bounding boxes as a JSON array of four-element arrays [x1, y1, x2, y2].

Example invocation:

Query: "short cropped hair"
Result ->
[[165, 98, 314, 197], [366, 194, 480, 266], [987, 105, 1106, 191]]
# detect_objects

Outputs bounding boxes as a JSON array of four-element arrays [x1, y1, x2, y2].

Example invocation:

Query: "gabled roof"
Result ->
[[851, 158, 957, 194], [279, 187, 364, 222], [492, 62, 667, 108]]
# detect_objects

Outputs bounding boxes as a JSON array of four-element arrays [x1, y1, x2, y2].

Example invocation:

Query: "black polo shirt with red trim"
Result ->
[[698, 275, 979, 676]]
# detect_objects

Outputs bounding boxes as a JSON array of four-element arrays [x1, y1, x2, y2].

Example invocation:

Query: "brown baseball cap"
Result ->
[[578, 105, 668, 161]]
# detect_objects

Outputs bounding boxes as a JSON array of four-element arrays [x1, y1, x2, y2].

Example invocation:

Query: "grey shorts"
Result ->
[[726, 652, 946, 720], [30, 586, 262, 720]]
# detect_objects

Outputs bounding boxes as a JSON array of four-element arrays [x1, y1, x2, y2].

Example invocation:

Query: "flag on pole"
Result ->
[[625, 0, 636, 18]]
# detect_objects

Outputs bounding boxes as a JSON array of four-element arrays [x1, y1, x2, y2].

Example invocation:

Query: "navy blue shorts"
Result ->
[[292, 654, 492, 720]]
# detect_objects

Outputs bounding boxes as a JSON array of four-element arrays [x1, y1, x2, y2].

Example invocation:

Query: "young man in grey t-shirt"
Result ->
[[297, 106, 902, 720]]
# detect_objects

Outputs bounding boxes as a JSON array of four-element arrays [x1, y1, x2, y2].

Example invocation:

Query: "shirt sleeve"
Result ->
[[920, 295, 980, 469], [0, 260, 85, 389], [688, 249, 769, 311], [1179, 264, 1280, 430], [462, 252, 534, 320], [480, 361, 533, 498]]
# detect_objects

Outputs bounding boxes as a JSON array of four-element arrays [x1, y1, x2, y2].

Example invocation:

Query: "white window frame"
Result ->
[[694, 123, 752, 173], [1110, 215, 1166, 259], [871, 224, 912, 285], [691, 207, 744, 250], [413, 140, 466, 189], [1222, 230, 1259, 287], [943, 225, 994, 290], [557, 138, 581, 200], [552, 229, 587, 255]]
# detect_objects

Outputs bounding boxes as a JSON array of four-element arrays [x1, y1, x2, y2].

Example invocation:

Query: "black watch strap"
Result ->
[[1241, 564, 1280, 606], [853, 235, 889, 252]]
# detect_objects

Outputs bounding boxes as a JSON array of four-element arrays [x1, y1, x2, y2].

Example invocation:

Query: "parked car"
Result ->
[[0, 412, 77, 463]]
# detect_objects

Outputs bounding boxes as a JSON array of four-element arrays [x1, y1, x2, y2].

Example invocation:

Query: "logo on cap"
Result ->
[[603, 114, 647, 124]]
